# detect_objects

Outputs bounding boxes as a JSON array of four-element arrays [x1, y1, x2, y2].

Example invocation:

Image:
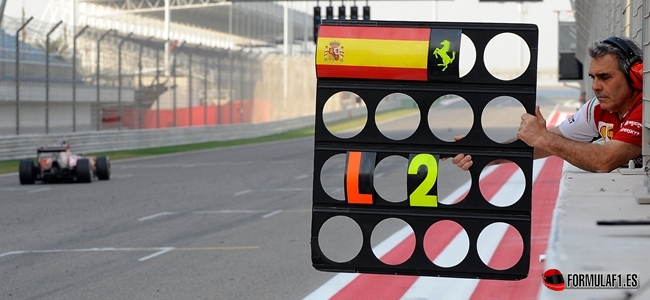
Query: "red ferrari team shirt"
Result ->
[[559, 93, 643, 147]]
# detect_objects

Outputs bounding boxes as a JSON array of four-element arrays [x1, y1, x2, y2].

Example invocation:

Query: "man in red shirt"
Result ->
[[453, 36, 643, 173]]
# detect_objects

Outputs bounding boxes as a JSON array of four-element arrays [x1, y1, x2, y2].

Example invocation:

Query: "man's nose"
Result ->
[[592, 79, 602, 91]]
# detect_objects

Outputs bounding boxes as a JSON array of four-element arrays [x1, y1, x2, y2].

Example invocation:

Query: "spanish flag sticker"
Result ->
[[316, 26, 431, 81], [316, 26, 461, 82]]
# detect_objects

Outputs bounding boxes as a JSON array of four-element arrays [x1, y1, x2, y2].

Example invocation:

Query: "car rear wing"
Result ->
[[37, 146, 69, 153]]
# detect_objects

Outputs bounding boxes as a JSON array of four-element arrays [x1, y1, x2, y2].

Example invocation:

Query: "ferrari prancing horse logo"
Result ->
[[433, 39, 456, 71]]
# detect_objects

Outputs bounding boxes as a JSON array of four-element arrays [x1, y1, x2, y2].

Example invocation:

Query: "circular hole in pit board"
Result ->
[[376, 93, 420, 140], [477, 222, 524, 270], [484, 32, 530, 81], [318, 215, 364, 263], [481, 96, 526, 144], [374, 155, 408, 203], [437, 158, 473, 206], [478, 160, 525, 207], [428, 94, 474, 142], [320, 153, 346, 201], [423, 220, 469, 268], [459, 33, 477, 78], [371, 218, 415, 265], [323, 91, 367, 139]]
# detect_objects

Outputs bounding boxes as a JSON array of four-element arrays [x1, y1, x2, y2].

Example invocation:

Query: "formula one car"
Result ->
[[19, 141, 110, 184]]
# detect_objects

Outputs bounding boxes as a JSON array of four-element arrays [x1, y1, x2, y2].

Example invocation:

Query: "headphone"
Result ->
[[602, 36, 643, 91]]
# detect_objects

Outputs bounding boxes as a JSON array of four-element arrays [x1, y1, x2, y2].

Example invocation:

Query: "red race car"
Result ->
[[19, 141, 110, 184]]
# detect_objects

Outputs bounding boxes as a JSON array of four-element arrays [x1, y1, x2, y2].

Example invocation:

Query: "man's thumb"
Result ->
[[535, 105, 546, 122]]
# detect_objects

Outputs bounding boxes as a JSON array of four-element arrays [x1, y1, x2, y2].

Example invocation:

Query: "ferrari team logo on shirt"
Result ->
[[598, 121, 614, 141], [324, 41, 344, 62]]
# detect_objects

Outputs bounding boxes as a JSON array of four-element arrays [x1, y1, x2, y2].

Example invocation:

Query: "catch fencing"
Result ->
[[0, 15, 319, 136]]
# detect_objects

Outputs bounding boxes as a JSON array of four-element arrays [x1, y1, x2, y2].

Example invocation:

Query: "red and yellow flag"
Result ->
[[316, 26, 431, 81]]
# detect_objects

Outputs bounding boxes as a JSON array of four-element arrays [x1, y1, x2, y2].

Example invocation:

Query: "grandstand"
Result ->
[[51, 0, 313, 51], [0, 1, 316, 134], [0, 30, 72, 82]]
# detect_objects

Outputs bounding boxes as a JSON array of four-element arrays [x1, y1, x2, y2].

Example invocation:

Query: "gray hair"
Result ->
[[588, 37, 643, 82]]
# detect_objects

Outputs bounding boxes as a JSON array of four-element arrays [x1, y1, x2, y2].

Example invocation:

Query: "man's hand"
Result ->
[[517, 105, 548, 147], [451, 153, 473, 171], [440, 135, 474, 171]]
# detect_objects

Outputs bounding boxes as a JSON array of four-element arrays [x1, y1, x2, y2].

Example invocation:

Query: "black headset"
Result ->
[[603, 36, 637, 61], [602, 36, 643, 90]]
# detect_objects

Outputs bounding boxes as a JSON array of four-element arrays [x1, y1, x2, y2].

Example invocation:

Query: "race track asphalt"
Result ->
[[0, 88, 575, 299]]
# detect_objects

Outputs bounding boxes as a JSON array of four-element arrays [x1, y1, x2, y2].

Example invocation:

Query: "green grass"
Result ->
[[0, 160, 20, 174], [0, 108, 418, 175]]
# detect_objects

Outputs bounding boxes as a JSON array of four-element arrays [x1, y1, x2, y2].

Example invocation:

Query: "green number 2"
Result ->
[[408, 153, 438, 207]]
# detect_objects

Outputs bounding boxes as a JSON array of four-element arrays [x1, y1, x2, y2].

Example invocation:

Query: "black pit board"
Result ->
[[311, 20, 538, 280]]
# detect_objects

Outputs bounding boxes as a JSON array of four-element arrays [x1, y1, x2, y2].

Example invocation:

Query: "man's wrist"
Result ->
[[533, 131, 553, 151]]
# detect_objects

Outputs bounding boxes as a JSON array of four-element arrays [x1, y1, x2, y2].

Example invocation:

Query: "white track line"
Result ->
[[234, 189, 252, 196], [138, 212, 178, 221], [193, 210, 265, 214], [235, 188, 310, 196], [2, 247, 175, 262], [27, 187, 51, 193], [261, 188, 310, 192], [303, 273, 361, 300], [138, 247, 174, 261], [262, 210, 283, 218], [0, 251, 23, 257]]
